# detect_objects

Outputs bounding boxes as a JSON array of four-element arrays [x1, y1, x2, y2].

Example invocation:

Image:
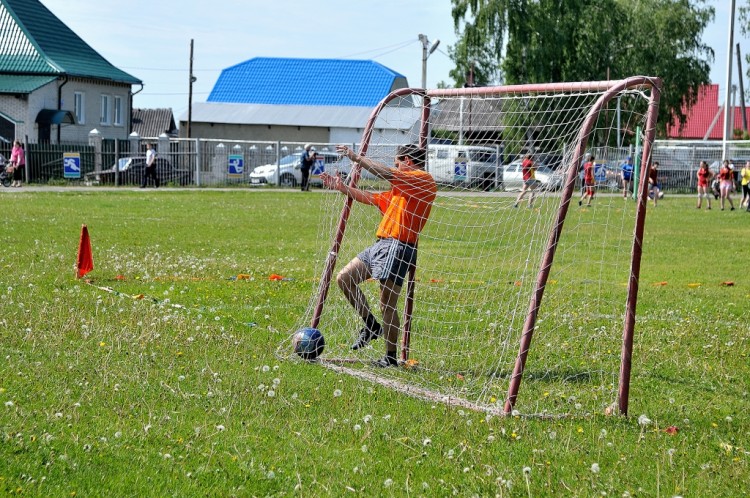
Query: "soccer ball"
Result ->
[[292, 327, 325, 360]]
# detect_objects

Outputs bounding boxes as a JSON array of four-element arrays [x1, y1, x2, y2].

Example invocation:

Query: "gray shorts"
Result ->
[[357, 238, 417, 287]]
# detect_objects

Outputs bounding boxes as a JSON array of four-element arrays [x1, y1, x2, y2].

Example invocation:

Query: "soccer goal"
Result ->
[[280, 77, 662, 417]]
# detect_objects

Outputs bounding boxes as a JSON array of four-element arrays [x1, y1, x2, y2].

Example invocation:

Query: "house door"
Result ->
[[38, 123, 51, 142]]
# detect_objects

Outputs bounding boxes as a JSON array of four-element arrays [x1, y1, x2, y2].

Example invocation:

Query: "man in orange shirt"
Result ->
[[321, 144, 437, 367]]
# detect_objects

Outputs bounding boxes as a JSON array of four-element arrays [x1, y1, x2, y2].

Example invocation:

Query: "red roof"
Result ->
[[666, 84, 750, 140]]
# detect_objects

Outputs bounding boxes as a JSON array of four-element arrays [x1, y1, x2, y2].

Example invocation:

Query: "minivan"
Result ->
[[426, 145, 502, 190]]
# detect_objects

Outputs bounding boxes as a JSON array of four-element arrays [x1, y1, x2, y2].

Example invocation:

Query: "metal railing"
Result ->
[[10, 137, 750, 192]]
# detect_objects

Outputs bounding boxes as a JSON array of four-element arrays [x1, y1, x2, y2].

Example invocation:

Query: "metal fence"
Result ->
[[6, 137, 750, 192]]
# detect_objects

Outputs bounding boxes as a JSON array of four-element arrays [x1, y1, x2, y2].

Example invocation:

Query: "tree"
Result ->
[[450, 0, 715, 137]]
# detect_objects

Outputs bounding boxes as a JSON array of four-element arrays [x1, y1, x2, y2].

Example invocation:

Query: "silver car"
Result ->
[[502, 161, 564, 191], [249, 151, 345, 187]]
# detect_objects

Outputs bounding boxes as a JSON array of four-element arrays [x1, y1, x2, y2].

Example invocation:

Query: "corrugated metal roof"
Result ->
[[667, 84, 750, 140], [132, 108, 178, 138], [208, 57, 406, 107], [0, 0, 141, 84], [0, 74, 55, 93], [184, 102, 419, 131]]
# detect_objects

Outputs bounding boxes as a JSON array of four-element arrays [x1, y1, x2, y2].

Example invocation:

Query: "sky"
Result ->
[[38, 0, 750, 123]]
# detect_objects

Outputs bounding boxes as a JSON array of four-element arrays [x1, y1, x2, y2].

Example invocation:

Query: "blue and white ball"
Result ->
[[293, 327, 325, 360]]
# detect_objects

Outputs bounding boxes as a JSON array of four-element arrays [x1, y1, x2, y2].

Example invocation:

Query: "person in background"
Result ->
[[579, 154, 596, 207], [717, 159, 735, 211], [140, 142, 159, 188], [300, 144, 316, 192], [739, 160, 750, 210], [513, 154, 539, 208], [696, 160, 713, 210], [620, 156, 634, 199], [321, 144, 437, 368], [9, 139, 25, 188], [647, 161, 662, 207]]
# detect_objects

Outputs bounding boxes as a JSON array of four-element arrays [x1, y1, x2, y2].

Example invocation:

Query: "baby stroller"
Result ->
[[0, 155, 11, 188]]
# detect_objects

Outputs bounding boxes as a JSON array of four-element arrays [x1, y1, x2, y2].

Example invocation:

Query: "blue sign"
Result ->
[[228, 155, 244, 176], [64, 152, 81, 179], [312, 157, 325, 175], [454, 160, 467, 181]]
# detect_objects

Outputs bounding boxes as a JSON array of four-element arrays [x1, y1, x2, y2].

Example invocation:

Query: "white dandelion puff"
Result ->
[[383, 478, 393, 487], [333, 389, 342, 397], [637, 414, 652, 426], [591, 463, 600, 474], [423, 438, 432, 446]]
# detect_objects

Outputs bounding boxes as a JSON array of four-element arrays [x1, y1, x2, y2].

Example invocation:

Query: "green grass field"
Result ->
[[1, 189, 748, 496]]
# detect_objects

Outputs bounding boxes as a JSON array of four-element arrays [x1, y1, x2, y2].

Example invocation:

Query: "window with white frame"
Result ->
[[74, 92, 85, 124], [100, 95, 110, 125], [113, 96, 123, 126]]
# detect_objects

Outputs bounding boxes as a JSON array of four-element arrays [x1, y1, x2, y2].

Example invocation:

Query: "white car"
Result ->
[[502, 161, 565, 191], [249, 151, 344, 187]]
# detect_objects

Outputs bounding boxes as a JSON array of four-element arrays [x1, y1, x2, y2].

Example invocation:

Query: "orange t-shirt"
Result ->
[[372, 169, 437, 244]]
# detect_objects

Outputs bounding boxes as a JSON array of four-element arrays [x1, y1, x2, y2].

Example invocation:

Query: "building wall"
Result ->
[[58, 78, 133, 142], [180, 122, 330, 143], [0, 78, 134, 143], [0, 94, 28, 141]]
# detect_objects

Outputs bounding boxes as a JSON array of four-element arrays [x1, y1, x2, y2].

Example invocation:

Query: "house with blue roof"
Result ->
[[182, 57, 419, 144], [0, 0, 142, 143]]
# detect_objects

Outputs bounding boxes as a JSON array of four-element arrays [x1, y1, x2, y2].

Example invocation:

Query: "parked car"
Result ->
[[426, 145, 501, 190], [503, 160, 564, 191], [249, 151, 345, 187], [87, 157, 192, 186]]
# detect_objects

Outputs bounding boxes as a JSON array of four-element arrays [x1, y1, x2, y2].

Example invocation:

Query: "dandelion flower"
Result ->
[[523, 466, 531, 475], [267, 390, 275, 398], [216, 425, 225, 431], [423, 437, 432, 446]]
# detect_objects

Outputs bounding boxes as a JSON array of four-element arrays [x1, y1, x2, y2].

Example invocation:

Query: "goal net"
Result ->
[[278, 77, 661, 417]]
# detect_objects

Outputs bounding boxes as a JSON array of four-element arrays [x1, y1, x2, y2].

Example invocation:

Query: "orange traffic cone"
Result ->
[[76, 224, 94, 279]]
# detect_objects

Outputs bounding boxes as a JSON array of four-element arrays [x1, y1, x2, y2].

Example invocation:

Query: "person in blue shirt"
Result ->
[[620, 157, 634, 199]]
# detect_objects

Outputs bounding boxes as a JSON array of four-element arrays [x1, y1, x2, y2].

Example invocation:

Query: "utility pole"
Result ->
[[419, 33, 440, 89], [187, 39, 196, 139]]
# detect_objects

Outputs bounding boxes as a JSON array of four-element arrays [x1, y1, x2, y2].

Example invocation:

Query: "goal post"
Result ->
[[283, 77, 662, 417]]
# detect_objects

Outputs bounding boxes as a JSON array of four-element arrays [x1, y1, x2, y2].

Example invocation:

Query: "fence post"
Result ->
[[128, 132, 140, 187], [23, 135, 29, 184], [275, 141, 281, 186], [195, 138, 201, 187], [88, 129, 103, 183]]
